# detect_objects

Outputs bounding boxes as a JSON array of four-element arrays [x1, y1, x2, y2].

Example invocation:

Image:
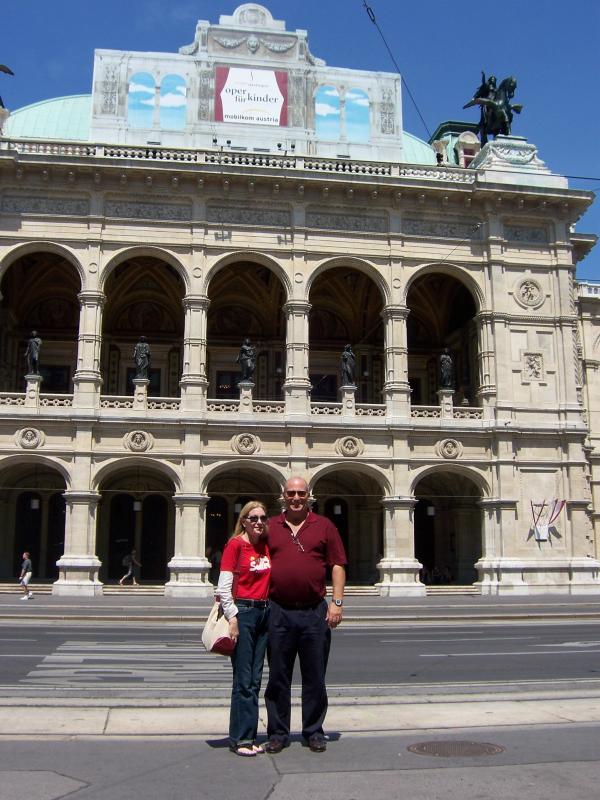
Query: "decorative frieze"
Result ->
[[207, 204, 291, 227], [306, 210, 388, 233], [100, 64, 119, 115], [505, 225, 549, 244], [399, 168, 476, 184], [403, 217, 483, 239], [105, 199, 192, 221], [1, 194, 90, 216]]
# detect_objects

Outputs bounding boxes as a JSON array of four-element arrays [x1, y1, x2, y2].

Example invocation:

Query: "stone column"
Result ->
[[438, 388, 454, 418], [24, 374, 43, 408], [476, 311, 497, 419], [376, 496, 425, 596], [54, 490, 102, 596], [73, 290, 105, 410], [339, 384, 356, 418], [165, 493, 213, 597], [180, 294, 209, 412], [283, 300, 311, 415], [382, 304, 411, 418]]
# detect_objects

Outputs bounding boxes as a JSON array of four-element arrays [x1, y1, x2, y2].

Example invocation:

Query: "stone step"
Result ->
[[426, 585, 481, 596], [0, 583, 381, 597]]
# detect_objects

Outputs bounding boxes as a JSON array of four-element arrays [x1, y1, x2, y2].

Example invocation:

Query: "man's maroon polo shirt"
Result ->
[[266, 511, 347, 606]]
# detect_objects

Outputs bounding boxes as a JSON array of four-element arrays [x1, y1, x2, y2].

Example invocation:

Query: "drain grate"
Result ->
[[407, 740, 505, 758]]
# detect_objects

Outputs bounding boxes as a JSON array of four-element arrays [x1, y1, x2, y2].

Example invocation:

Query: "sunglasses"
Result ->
[[285, 490, 308, 498], [246, 514, 267, 523]]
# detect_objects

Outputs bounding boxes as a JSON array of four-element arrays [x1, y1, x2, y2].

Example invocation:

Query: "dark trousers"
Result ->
[[265, 600, 331, 742], [229, 605, 269, 746]]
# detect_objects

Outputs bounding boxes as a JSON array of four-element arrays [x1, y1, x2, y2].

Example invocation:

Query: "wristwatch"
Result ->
[[332, 598, 343, 607]]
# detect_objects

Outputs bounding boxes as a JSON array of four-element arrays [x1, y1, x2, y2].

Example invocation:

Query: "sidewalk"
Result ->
[[1, 591, 600, 624]]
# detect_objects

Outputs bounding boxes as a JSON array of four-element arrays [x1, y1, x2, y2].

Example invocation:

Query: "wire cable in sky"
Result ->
[[362, 1, 432, 140]]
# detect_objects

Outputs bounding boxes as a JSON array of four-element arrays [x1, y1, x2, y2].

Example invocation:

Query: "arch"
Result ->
[[204, 251, 291, 299], [410, 463, 490, 498], [91, 457, 182, 493], [0, 454, 72, 489], [0, 241, 85, 290], [160, 74, 187, 130], [100, 246, 190, 293], [306, 256, 389, 304], [128, 71, 155, 129], [315, 85, 341, 141], [404, 262, 484, 311], [201, 460, 286, 495], [309, 461, 391, 497]]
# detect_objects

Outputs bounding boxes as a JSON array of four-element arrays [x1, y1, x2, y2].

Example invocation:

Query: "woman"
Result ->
[[218, 501, 271, 756]]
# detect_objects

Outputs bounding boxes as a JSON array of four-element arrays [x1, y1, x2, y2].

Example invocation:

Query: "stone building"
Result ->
[[0, 4, 598, 596]]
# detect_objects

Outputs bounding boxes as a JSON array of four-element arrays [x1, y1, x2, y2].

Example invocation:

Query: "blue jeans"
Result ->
[[229, 604, 269, 747]]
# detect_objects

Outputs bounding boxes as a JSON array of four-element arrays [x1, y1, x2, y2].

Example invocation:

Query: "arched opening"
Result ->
[[128, 71, 155, 129], [315, 85, 340, 141], [0, 251, 81, 393], [101, 256, 185, 397], [0, 462, 67, 581], [96, 466, 176, 583], [309, 267, 384, 403], [413, 471, 482, 585], [160, 74, 187, 130], [311, 470, 384, 583], [207, 262, 286, 400], [346, 88, 370, 143], [406, 272, 478, 406], [205, 468, 282, 575]]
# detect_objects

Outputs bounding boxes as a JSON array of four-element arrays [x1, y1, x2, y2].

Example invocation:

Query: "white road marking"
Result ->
[[421, 649, 600, 657]]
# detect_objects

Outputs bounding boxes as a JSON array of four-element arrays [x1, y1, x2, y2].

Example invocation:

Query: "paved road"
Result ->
[[2, 619, 600, 697]]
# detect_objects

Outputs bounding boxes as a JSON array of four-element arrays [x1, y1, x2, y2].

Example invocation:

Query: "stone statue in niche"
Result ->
[[439, 348, 454, 389], [236, 338, 256, 382], [340, 344, 356, 386], [133, 336, 151, 380], [25, 331, 42, 375]]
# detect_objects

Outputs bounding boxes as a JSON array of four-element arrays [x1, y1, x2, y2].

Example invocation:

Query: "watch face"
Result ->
[[334, 599, 343, 607]]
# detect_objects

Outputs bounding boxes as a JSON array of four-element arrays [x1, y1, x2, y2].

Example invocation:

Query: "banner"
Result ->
[[215, 66, 288, 127]]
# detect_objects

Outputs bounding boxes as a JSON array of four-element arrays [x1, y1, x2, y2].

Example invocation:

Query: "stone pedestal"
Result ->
[[25, 374, 43, 408], [438, 388, 454, 418], [238, 380, 254, 414], [339, 384, 356, 417], [0, 107, 10, 135], [53, 490, 103, 596], [165, 493, 214, 597], [375, 497, 426, 596], [132, 378, 149, 411]]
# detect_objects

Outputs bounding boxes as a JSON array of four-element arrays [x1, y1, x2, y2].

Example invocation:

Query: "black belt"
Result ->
[[236, 598, 269, 609], [274, 599, 324, 610]]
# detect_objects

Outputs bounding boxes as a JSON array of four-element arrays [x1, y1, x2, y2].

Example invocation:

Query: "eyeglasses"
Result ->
[[285, 490, 308, 498], [291, 534, 305, 552], [246, 514, 267, 523]]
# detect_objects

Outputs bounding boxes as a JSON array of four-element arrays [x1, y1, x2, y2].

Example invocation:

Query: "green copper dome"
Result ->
[[4, 95, 92, 141]]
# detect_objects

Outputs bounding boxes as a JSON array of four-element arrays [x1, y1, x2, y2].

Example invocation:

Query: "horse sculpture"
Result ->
[[463, 72, 523, 146]]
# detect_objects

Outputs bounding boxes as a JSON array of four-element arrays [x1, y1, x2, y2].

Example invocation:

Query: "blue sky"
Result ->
[[2, 0, 599, 277]]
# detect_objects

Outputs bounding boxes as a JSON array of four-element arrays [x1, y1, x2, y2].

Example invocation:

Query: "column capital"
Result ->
[[63, 490, 102, 505], [183, 294, 210, 310], [77, 290, 105, 306], [381, 495, 417, 511], [283, 299, 311, 314], [173, 493, 210, 507], [381, 303, 409, 321]]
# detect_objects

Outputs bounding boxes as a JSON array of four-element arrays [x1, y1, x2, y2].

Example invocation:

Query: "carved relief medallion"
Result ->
[[436, 438, 463, 459], [232, 433, 260, 455], [123, 430, 153, 452], [15, 428, 44, 449], [523, 352, 544, 382], [514, 278, 544, 309], [335, 435, 364, 457]]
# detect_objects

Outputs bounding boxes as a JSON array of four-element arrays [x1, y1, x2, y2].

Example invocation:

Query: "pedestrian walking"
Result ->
[[119, 548, 141, 586], [18, 551, 33, 600]]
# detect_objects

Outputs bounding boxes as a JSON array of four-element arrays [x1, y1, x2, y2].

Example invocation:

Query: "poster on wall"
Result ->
[[215, 66, 288, 126]]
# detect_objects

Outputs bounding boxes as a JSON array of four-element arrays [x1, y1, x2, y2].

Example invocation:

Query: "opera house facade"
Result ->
[[0, 4, 598, 596]]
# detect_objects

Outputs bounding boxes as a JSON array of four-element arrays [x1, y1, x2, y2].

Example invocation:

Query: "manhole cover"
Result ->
[[407, 740, 505, 758]]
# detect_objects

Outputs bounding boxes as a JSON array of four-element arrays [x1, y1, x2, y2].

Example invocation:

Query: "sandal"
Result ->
[[252, 744, 265, 754], [232, 744, 256, 757]]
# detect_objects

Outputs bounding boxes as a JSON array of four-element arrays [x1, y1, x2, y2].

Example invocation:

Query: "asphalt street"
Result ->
[[1, 619, 599, 697]]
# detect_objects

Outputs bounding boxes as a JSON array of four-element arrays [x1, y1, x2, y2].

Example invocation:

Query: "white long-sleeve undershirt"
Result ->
[[216, 570, 238, 620]]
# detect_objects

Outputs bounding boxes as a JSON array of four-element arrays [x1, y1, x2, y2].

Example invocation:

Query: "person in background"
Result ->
[[217, 501, 271, 757], [18, 551, 33, 600], [119, 548, 141, 586]]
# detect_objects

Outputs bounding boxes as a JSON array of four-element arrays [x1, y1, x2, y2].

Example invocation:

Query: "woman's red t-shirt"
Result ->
[[220, 536, 271, 600]]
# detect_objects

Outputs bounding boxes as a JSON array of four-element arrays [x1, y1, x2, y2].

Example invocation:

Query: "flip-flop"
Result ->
[[232, 745, 256, 757]]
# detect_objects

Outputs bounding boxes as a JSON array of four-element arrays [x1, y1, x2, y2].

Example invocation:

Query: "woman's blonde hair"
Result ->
[[233, 500, 268, 537]]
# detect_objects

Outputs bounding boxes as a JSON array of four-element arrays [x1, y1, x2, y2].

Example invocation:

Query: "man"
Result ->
[[119, 549, 141, 586], [264, 476, 346, 754], [18, 551, 33, 600]]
